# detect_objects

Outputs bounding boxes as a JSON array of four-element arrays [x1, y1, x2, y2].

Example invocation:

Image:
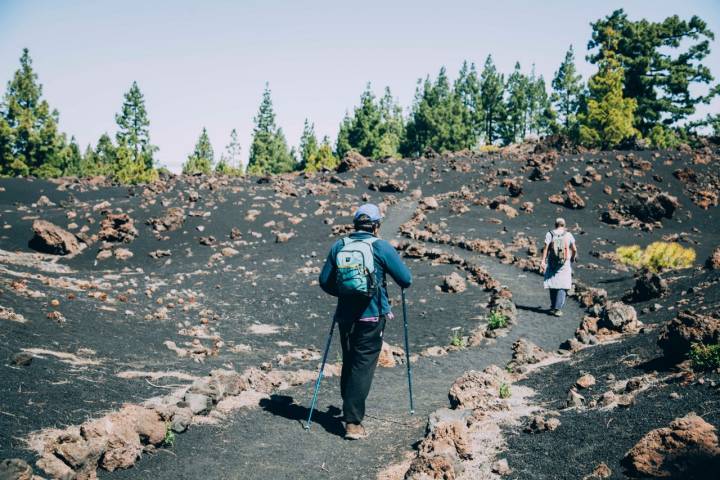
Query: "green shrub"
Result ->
[[488, 311, 508, 330], [499, 383, 511, 399], [689, 342, 720, 371], [616, 242, 696, 272], [449, 327, 466, 348], [162, 422, 176, 447]]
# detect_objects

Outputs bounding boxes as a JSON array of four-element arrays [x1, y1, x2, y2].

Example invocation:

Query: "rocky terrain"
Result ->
[[1, 139, 719, 479]]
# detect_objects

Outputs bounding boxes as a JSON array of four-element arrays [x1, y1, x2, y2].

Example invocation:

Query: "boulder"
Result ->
[[421, 197, 439, 210], [183, 392, 212, 415], [630, 271, 667, 302], [564, 186, 586, 209], [657, 311, 720, 363], [706, 247, 720, 270], [448, 366, 511, 411], [98, 213, 138, 243], [147, 207, 185, 233], [378, 342, 405, 368], [629, 192, 679, 222], [337, 151, 370, 172], [576, 374, 596, 389], [488, 296, 518, 325], [524, 415, 561, 433], [0, 458, 33, 480], [623, 413, 720, 477], [598, 302, 639, 332], [509, 338, 549, 367], [31, 219, 82, 255], [405, 455, 456, 480], [368, 178, 407, 193], [442, 272, 467, 293], [114, 248, 133, 260]]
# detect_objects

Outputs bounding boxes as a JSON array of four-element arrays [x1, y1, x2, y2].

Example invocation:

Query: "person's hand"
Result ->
[[540, 260, 546, 273]]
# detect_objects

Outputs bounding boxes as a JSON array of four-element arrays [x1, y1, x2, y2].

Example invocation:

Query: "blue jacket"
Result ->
[[319, 231, 412, 321]]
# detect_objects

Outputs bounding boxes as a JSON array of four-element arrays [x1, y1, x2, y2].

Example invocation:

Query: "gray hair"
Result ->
[[555, 217, 566, 227]]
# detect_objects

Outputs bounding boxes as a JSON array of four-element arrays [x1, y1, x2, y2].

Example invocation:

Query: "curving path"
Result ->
[[106, 201, 585, 480]]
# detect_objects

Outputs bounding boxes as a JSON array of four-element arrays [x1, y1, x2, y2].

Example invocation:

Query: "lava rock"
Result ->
[[657, 311, 720, 363], [622, 413, 720, 477], [30, 219, 82, 255]]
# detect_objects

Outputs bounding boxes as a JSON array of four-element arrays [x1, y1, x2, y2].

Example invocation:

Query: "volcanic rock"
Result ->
[[583, 463, 612, 479], [337, 151, 370, 172], [11, 352, 33, 366], [448, 365, 511, 411], [525, 415, 561, 433], [421, 196, 439, 210], [508, 338, 549, 368], [706, 247, 720, 270], [622, 413, 720, 478], [576, 374, 596, 389], [566, 388, 585, 408], [657, 311, 720, 363], [598, 301, 639, 333], [0, 458, 33, 480], [30, 219, 82, 255], [404, 455, 455, 480], [442, 272, 467, 293], [629, 192, 679, 222], [491, 458, 512, 475], [368, 178, 407, 193], [98, 213, 138, 243], [563, 186, 586, 209], [630, 270, 668, 302], [114, 248, 133, 260], [378, 342, 405, 368], [147, 207, 185, 233]]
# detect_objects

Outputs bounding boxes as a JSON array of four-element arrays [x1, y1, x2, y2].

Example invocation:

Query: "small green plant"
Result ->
[[689, 342, 720, 371], [616, 242, 696, 272], [163, 422, 176, 447], [499, 383, 511, 399], [488, 311, 508, 330], [450, 327, 466, 348]]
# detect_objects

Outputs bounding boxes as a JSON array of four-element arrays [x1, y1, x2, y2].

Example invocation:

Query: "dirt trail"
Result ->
[[104, 199, 584, 480]]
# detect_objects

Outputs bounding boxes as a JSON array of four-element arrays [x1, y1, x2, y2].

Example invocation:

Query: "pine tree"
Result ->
[[61, 136, 83, 177], [588, 9, 718, 134], [454, 60, 483, 140], [0, 49, 68, 177], [115, 81, 156, 170], [378, 87, 405, 158], [335, 85, 405, 159], [480, 55, 505, 144], [528, 74, 558, 136], [183, 127, 214, 175], [299, 119, 319, 170], [216, 128, 243, 175], [551, 46, 584, 134], [403, 67, 474, 156], [247, 84, 295, 175], [501, 62, 530, 145], [579, 34, 639, 148], [304, 136, 339, 173], [80, 134, 115, 177]]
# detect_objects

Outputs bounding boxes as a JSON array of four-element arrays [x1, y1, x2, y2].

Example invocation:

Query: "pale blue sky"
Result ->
[[1, 0, 718, 171]]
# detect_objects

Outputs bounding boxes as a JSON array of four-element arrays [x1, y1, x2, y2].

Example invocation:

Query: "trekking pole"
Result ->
[[304, 317, 337, 430], [401, 288, 415, 414]]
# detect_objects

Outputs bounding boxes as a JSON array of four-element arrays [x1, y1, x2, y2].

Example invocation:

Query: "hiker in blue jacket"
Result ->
[[319, 203, 412, 440]]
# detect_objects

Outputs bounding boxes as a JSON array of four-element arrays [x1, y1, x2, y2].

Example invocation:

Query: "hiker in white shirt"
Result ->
[[540, 218, 577, 317]]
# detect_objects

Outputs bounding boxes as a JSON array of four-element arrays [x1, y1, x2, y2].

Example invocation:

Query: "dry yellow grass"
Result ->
[[616, 241, 696, 272]]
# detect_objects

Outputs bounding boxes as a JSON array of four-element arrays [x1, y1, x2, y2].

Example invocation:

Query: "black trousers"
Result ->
[[338, 315, 387, 424]]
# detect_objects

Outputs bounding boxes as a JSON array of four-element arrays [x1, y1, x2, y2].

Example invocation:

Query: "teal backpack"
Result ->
[[335, 237, 378, 298]]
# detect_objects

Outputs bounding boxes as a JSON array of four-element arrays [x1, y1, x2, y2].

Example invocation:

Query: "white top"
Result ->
[[543, 228, 575, 290]]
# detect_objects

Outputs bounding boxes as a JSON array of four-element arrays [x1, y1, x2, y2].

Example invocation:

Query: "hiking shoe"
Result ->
[[548, 309, 557, 316], [345, 423, 368, 440], [553, 309, 564, 317]]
